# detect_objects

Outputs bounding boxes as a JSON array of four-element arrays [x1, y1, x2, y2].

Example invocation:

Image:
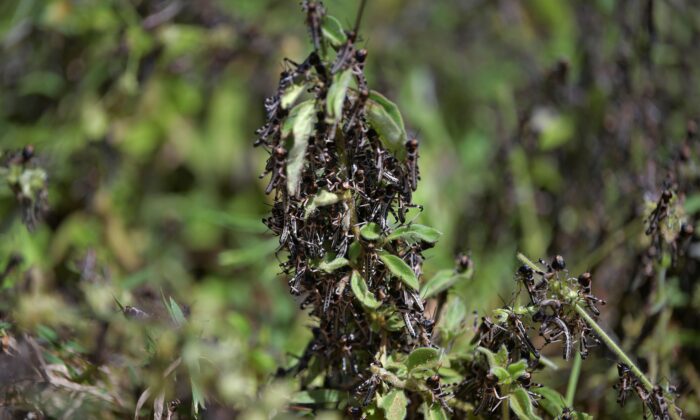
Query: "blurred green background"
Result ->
[[1, 0, 700, 418]]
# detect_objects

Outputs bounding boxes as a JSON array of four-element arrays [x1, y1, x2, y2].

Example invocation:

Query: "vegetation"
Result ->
[[1, 0, 699, 419]]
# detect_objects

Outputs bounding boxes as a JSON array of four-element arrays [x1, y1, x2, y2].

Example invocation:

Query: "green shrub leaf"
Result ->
[[490, 366, 511, 382], [285, 100, 316, 195], [406, 347, 440, 372], [509, 387, 541, 420], [280, 84, 305, 109], [379, 389, 408, 420], [321, 15, 347, 48], [304, 190, 340, 219], [379, 252, 419, 291], [318, 256, 349, 273], [507, 359, 528, 379], [366, 91, 407, 159], [291, 389, 343, 405], [326, 69, 353, 123], [387, 224, 442, 243], [350, 270, 382, 309], [420, 269, 471, 299], [422, 402, 448, 420], [360, 222, 382, 240], [531, 386, 568, 417]]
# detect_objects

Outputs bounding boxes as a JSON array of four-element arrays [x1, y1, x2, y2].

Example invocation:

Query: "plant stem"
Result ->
[[565, 352, 582, 406], [572, 305, 653, 390]]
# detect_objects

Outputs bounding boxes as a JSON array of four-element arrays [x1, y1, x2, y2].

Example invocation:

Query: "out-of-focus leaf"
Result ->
[[350, 270, 382, 309], [387, 224, 442, 243], [438, 295, 466, 339], [326, 69, 353, 122], [304, 190, 341, 219], [321, 15, 346, 47], [420, 269, 472, 300], [360, 222, 382, 241], [291, 389, 343, 404], [379, 389, 408, 420], [406, 347, 440, 372], [218, 239, 278, 267], [366, 91, 407, 159], [509, 387, 541, 420], [379, 252, 419, 291]]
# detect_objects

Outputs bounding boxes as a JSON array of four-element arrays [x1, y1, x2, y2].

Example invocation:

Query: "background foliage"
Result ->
[[1, 0, 700, 418]]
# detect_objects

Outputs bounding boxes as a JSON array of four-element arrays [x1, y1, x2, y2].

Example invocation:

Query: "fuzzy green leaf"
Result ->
[[531, 387, 567, 417], [477, 347, 498, 369], [326, 69, 353, 123], [507, 359, 528, 379], [379, 389, 408, 420], [360, 222, 382, 240], [280, 84, 305, 109], [406, 347, 440, 372], [379, 252, 419, 291], [348, 241, 362, 262], [438, 295, 466, 339], [366, 91, 407, 159], [318, 257, 349, 273], [304, 190, 340, 219], [490, 366, 511, 382], [350, 270, 382, 309], [285, 100, 316, 195], [509, 387, 542, 420], [422, 402, 448, 420], [321, 15, 347, 48], [387, 224, 442, 243], [420, 269, 471, 299]]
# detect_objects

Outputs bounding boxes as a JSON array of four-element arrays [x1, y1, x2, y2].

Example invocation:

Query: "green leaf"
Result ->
[[379, 252, 419, 291], [406, 347, 440, 372], [495, 345, 509, 367], [326, 69, 353, 123], [360, 223, 382, 241], [291, 389, 343, 405], [304, 190, 341, 219], [318, 256, 349, 273], [477, 347, 498, 369], [321, 15, 347, 48], [379, 389, 408, 420], [422, 402, 448, 420], [420, 269, 471, 300], [284, 100, 316, 195], [366, 90, 407, 159], [218, 239, 278, 267], [280, 84, 305, 109], [387, 224, 442, 243], [161, 291, 186, 327], [169, 297, 187, 327], [490, 366, 510, 382], [509, 387, 541, 420], [350, 270, 382, 309], [438, 295, 466, 339], [348, 240, 362, 262], [507, 359, 528, 379], [190, 378, 206, 414], [531, 387, 567, 417]]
